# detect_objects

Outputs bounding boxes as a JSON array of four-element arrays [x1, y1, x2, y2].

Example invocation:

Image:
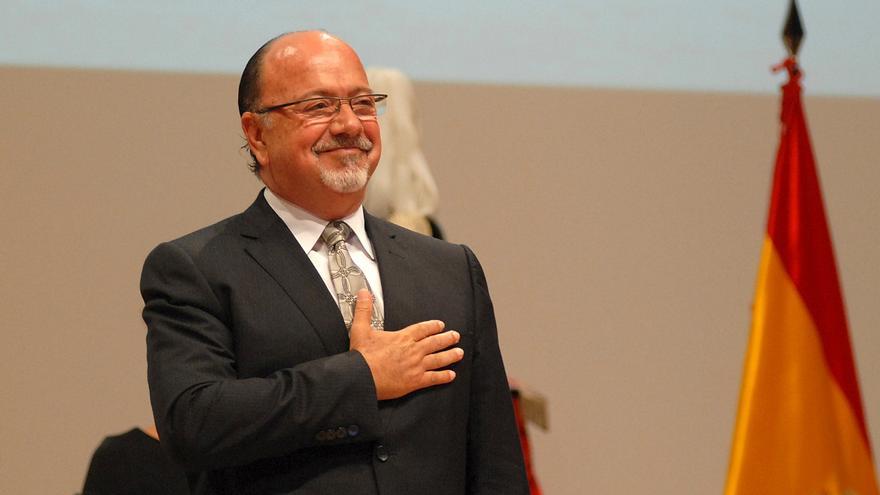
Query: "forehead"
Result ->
[[260, 35, 370, 99]]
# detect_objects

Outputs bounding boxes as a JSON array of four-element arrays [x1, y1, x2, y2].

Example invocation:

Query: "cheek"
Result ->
[[273, 137, 320, 172], [369, 142, 382, 172], [367, 123, 381, 145], [296, 129, 323, 154], [366, 126, 382, 155], [267, 135, 320, 178]]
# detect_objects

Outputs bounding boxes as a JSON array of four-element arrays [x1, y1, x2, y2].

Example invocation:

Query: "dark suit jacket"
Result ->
[[140, 193, 528, 494]]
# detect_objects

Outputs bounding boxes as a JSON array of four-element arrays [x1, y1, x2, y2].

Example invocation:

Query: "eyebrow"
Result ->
[[293, 87, 375, 99]]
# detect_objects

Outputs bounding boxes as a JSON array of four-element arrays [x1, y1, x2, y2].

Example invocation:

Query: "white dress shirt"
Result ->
[[263, 188, 385, 317]]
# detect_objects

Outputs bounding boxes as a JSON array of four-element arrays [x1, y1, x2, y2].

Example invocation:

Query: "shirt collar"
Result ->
[[263, 188, 376, 260]]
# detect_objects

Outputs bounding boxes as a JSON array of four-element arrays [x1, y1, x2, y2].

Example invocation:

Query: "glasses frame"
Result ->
[[254, 93, 388, 121]]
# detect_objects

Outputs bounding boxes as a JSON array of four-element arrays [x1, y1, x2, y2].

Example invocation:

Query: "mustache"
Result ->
[[312, 135, 374, 153]]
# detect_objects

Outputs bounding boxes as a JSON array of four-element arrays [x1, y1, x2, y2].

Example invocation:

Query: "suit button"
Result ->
[[347, 424, 360, 437], [375, 444, 389, 462], [335, 427, 347, 439]]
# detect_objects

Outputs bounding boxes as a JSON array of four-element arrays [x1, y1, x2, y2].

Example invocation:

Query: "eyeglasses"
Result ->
[[255, 93, 388, 123]]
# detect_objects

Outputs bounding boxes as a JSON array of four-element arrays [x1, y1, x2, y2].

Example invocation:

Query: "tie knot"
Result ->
[[321, 221, 352, 249]]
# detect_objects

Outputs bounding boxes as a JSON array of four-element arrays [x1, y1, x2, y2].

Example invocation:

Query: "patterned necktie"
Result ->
[[320, 221, 384, 330]]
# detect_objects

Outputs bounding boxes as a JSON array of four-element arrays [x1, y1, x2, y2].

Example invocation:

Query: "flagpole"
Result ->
[[723, 1, 880, 493]]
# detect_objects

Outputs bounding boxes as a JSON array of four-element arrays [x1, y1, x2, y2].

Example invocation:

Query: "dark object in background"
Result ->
[[82, 428, 189, 495]]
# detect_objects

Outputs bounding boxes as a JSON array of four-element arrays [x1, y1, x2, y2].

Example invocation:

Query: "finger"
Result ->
[[349, 289, 374, 338], [405, 319, 445, 341], [420, 369, 456, 389], [418, 330, 460, 354], [422, 347, 464, 371]]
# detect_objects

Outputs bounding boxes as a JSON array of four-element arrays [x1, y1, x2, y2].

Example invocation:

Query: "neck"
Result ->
[[308, 195, 363, 221], [265, 185, 364, 221]]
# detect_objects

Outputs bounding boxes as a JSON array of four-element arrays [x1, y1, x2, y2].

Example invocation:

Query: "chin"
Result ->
[[319, 166, 369, 194]]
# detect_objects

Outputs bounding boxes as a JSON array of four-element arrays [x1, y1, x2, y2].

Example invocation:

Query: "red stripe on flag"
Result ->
[[766, 63, 871, 450]]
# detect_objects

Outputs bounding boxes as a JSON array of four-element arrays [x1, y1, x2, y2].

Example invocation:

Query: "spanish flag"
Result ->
[[724, 58, 879, 495]]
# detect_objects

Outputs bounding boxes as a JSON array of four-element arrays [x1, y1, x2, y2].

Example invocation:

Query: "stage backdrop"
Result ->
[[1, 65, 878, 495]]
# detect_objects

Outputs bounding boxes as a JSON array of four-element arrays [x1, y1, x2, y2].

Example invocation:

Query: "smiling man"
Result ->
[[141, 31, 527, 495]]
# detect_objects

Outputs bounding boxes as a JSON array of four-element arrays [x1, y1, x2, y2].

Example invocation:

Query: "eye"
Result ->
[[351, 96, 377, 112], [300, 99, 334, 113]]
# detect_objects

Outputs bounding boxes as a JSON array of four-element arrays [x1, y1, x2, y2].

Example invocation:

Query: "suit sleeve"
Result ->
[[141, 241, 381, 471], [462, 246, 530, 494]]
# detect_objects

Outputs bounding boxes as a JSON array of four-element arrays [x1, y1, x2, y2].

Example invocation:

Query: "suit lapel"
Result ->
[[365, 213, 421, 429], [365, 213, 417, 333], [237, 193, 350, 355]]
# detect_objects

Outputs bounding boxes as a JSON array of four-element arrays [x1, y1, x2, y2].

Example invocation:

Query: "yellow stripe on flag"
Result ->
[[726, 238, 879, 495]]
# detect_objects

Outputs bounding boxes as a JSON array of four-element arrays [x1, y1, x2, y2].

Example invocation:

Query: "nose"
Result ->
[[328, 100, 364, 136]]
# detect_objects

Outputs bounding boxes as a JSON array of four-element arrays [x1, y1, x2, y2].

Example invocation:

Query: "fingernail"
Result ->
[[456, 348, 464, 358], [435, 320, 445, 329]]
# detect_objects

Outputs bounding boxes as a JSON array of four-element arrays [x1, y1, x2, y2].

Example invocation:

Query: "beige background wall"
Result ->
[[1, 66, 878, 494]]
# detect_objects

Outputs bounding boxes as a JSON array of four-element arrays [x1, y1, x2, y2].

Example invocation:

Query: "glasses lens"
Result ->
[[374, 96, 387, 117], [284, 95, 387, 122], [350, 96, 379, 118], [297, 98, 338, 120]]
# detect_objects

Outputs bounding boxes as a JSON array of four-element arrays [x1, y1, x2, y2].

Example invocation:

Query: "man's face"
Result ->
[[245, 33, 382, 217]]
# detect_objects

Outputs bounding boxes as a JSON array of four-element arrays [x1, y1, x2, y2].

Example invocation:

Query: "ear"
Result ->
[[241, 112, 269, 168]]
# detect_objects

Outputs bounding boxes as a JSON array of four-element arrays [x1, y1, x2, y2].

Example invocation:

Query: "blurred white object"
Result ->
[[365, 67, 439, 234]]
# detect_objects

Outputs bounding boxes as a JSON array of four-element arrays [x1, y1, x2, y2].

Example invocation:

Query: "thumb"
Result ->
[[349, 289, 374, 342]]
